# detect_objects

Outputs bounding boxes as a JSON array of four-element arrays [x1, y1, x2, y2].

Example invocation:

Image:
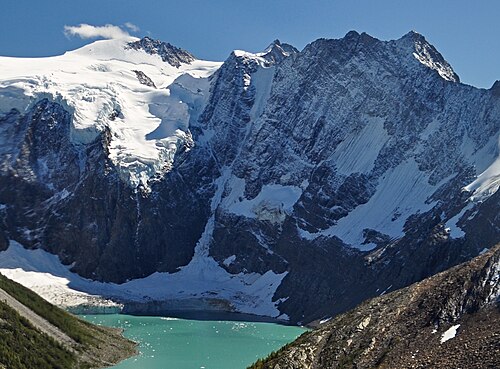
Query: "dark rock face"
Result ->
[[203, 31, 500, 322], [127, 36, 195, 67], [249, 245, 500, 369], [0, 31, 499, 323], [0, 100, 211, 282], [133, 70, 156, 88], [491, 80, 500, 96]]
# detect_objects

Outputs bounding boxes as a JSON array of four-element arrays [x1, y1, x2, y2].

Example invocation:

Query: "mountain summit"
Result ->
[[127, 36, 196, 67], [0, 31, 498, 323], [259, 39, 299, 64], [400, 30, 460, 82]]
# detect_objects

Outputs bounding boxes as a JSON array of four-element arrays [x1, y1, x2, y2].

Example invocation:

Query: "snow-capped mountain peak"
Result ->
[[126, 36, 196, 67], [232, 39, 298, 67], [0, 37, 221, 189], [400, 30, 460, 82], [259, 39, 299, 64]]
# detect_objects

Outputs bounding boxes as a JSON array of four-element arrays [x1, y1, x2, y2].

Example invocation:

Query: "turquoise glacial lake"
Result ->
[[83, 314, 306, 369]]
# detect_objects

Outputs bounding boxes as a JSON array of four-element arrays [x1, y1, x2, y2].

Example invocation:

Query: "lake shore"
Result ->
[[124, 297, 295, 325], [70, 297, 296, 326]]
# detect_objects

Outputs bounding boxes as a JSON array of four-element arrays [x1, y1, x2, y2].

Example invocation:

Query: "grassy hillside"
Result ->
[[0, 274, 95, 346], [0, 301, 77, 369], [0, 273, 136, 369]]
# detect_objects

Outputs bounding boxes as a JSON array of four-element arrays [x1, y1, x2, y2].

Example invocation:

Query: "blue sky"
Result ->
[[1, 0, 498, 88]]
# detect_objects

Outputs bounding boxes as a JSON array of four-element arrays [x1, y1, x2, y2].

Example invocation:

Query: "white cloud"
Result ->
[[124, 22, 140, 32], [64, 23, 131, 40]]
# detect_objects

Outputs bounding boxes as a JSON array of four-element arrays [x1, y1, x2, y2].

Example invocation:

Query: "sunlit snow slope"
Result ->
[[0, 37, 221, 188]]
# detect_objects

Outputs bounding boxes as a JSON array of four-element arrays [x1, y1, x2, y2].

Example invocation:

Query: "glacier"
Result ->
[[0, 37, 221, 189]]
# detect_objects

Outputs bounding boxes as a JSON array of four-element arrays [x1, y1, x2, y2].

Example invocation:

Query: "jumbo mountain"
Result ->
[[0, 31, 498, 323]]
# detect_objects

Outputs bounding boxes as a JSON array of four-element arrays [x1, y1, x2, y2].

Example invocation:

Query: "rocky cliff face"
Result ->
[[127, 36, 195, 67], [249, 244, 500, 369], [0, 32, 499, 322]]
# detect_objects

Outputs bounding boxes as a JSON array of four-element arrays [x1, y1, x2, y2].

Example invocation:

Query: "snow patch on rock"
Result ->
[[223, 255, 236, 266], [307, 160, 441, 249], [331, 117, 388, 176], [223, 176, 302, 224], [465, 134, 500, 201], [249, 66, 275, 122], [440, 324, 460, 343], [444, 202, 474, 238]]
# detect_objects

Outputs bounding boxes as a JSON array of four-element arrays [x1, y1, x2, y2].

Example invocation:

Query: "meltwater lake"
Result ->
[[83, 314, 306, 369]]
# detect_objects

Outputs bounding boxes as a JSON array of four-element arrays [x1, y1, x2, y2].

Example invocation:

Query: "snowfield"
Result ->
[[0, 241, 287, 318], [0, 37, 221, 189]]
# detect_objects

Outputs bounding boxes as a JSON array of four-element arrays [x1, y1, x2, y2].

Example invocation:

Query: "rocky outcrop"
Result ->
[[491, 80, 500, 96], [133, 70, 156, 88], [127, 36, 195, 67], [249, 244, 500, 369]]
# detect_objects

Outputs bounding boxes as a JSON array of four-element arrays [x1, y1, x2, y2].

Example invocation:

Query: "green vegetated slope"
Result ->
[[0, 273, 136, 369], [0, 301, 76, 369], [0, 274, 95, 346]]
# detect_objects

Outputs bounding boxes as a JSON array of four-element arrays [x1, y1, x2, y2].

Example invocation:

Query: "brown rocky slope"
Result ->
[[249, 244, 500, 369]]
